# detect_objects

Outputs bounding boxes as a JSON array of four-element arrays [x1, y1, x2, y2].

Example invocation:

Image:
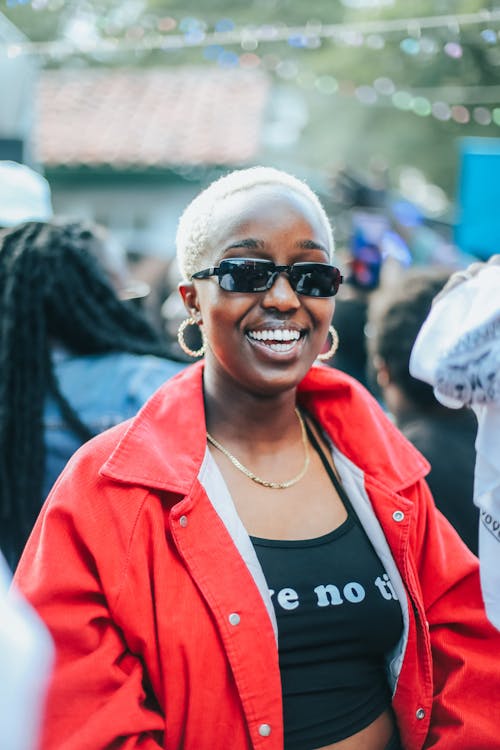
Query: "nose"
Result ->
[[261, 271, 301, 312]]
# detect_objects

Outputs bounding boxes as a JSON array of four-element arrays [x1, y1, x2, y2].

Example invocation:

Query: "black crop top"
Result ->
[[251, 422, 403, 750]]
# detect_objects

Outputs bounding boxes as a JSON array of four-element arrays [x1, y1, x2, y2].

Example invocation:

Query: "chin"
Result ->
[[244, 362, 315, 397]]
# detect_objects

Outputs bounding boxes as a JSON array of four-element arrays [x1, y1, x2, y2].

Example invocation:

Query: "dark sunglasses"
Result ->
[[191, 258, 343, 298]]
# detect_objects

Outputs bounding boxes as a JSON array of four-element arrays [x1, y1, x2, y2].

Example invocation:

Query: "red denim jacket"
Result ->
[[15, 363, 500, 749]]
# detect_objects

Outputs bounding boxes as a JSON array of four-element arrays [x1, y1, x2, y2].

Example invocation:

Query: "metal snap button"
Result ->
[[416, 707, 426, 720], [258, 724, 272, 737], [179, 515, 188, 527], [228, 612, 240, 626], [392, 510, 405, 522]]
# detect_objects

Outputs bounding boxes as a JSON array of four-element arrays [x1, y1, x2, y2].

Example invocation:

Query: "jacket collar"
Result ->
[[100, 361, 429, 495], [297, 365, 430, 492]]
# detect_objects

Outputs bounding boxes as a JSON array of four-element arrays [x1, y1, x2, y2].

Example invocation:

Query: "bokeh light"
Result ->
[[444, 42, 463, 59], [412, 97, 432, 116], [400, 38, 420, 56], [451, 105, 470, 123], [431, 101, 452, 121], [314, 75, 338, 95], [392, 91, 413, 110], [480, 29, 497, 44], [473, 107, 492, 125]]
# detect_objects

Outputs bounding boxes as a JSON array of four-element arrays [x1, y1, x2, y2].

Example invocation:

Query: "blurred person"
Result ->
[[160, 257, 196, 363], [0, 550, 53, 750], [0, 220, 184, 568], [327, 290, 370, 388], [410, 255, 500, 629], [367, 267, 479, 554], [126, 253, 172, 335], [14, 167, 500, 750]]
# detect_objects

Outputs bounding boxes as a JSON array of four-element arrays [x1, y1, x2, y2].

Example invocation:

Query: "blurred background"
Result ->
[[1, 0, 500, 319]]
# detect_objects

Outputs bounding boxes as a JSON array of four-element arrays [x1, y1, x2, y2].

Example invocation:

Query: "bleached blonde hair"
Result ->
[[176, 166, 335, 281]]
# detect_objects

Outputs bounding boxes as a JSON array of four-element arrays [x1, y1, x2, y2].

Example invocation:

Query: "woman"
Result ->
[[15, 168, 500, 750], [0, 220, 183, 568]]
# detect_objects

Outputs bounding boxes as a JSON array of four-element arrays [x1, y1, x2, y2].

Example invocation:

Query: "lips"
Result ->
[[246, 327, 303, 354]]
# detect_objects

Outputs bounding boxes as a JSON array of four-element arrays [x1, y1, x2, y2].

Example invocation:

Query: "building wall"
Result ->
[[49, 174, 204, 260]]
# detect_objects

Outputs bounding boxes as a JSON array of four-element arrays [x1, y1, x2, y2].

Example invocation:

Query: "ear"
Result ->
[[178, 282, 202, 322]]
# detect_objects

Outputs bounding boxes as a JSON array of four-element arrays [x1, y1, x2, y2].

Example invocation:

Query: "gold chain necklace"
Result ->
[[206, 408, 310, 489]]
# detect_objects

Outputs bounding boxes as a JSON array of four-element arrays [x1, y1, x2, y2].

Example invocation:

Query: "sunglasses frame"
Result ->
[[191, 258, 343, 298]]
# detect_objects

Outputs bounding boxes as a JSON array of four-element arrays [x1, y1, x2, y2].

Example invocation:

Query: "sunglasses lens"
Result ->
[[215, 259, 341, 296], [291, 264, 341, 297], [219, 260, 273, 293]]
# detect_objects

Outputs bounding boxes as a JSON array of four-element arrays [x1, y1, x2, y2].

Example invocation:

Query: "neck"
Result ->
[[202, 367, 301, 445], [206, 406, 309, 490]]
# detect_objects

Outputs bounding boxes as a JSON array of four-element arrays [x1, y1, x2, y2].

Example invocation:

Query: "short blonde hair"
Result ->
[[176, 166, 334, 281]]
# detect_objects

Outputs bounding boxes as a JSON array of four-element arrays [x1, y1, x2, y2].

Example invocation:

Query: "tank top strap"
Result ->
[[302, 412, 356, 517]]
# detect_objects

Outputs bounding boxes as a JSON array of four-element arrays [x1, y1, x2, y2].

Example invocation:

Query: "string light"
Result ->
[[3, 7, 500, 128], [3, 9, 500, 58], [313, 78, 500, 127], [444, 41, 464, 58]]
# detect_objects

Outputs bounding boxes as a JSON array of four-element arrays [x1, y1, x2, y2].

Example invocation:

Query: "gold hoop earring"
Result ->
[[317, 325, 339, 362], [177, 317, 205, 358]]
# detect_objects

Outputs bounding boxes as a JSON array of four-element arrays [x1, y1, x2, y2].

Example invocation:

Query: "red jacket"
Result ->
[[15, 363, 500, 749]]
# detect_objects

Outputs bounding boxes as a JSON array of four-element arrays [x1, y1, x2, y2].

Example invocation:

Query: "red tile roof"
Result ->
[[35, 67, 270, 168]]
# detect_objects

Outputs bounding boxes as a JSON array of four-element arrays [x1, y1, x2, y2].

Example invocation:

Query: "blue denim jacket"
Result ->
[[43, 350, 185, 500]]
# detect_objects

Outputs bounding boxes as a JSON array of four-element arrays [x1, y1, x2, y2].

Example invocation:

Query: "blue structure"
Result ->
[[455, 137, 500, 260]]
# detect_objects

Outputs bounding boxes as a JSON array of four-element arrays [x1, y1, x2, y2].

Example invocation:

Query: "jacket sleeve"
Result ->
[[408, 478, 500, 748], [14, 463, 165, 750]]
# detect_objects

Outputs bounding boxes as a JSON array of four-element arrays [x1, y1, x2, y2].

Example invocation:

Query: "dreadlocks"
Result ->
[[0, 220, 169, 565]]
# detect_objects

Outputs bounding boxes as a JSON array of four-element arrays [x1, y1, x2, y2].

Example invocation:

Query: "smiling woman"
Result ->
[[14, 167, 500, 750], [178, 180, 337, 401]]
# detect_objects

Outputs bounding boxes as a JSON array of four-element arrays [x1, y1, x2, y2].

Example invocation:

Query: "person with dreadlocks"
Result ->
[[0, 219, 184, 568]]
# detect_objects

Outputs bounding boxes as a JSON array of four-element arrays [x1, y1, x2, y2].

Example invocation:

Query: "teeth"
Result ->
[[248, 329, 300, 342], [268, 342, 296, 352]]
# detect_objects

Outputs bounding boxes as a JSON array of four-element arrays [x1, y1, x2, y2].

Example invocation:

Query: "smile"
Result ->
[[246, 328, 302, 353]]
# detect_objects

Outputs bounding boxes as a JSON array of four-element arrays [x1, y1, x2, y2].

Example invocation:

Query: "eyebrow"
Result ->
[[223, 238, 264, 251], [223, 238, 328, 253], [296, 239, 328, 253]]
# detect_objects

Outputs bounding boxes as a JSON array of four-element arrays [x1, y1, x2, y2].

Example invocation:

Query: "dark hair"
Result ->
[[367, 267, 451, 406], [0, 220, 168, 562], [331, 295, 369, 386]]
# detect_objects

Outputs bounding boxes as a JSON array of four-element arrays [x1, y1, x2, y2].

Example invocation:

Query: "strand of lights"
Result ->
[[296, 71, 500, 126], [399, 85, 500, 105], [4, 6, 499, 127], [267, 57, 500, 127], [3, 9, 500, 58], [341, 82, 500, 126]]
